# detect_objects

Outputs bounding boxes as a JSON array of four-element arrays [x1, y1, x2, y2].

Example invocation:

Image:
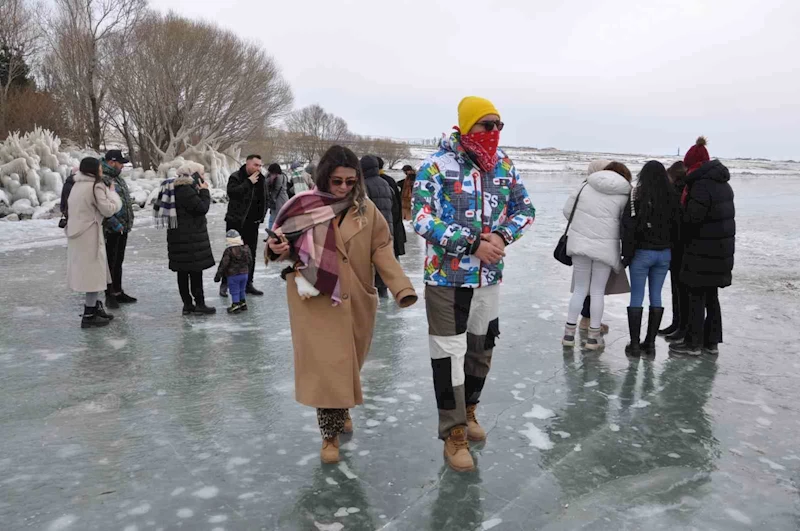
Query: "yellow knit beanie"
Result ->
[[458, 96, 500, 134]]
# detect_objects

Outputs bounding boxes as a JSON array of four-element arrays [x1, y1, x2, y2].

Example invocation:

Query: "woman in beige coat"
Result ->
[[268, 145, 418, 464], [66, 157, 123, 328]]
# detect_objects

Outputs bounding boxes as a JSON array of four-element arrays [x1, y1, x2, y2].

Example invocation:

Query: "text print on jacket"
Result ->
[[563, 169, 631, 272], [412, 132, 535, 288]]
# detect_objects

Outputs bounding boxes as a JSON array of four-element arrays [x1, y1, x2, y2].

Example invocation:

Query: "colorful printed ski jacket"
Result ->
[[412, 132, 535, 288]]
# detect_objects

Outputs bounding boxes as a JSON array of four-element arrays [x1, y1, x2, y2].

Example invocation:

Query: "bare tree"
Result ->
[[0, 0, 42, 134], [42, 0, 145, 150], [105, 12, 293, 168], [285, 104, 350, 163]]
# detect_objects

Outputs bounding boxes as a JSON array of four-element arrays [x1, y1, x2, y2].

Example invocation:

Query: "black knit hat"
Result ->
[[267, 163, 282, 174]]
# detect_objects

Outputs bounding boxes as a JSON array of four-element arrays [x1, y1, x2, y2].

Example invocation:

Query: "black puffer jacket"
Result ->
[[168, 177, 215, 272], [380, 173, 406, 256], [361, 156, 394, 238], [225, 165, 268, 227], [621, 189, 680, 263], [680, 160, 735, 288]]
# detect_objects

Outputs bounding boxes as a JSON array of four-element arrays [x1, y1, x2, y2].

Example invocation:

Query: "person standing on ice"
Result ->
[[377, 157, 407, 260], [222, 155, 267, 297], [361, 154, 396, 299], [401, 165, 416, 221], [287, 161, 314, 197], [266, 145, 417, 464], [577, 159, 613, 336], [620, 160, 681, 356], [669, 137, 735, 357], [100, 150, 137, 309], [561, 162, 632, 351], [155, 164, 217, 315], [660, 161, 690, 340], [265, 163, 289, 228], [65, 157, 122, 329], [413, 96, 535, 472]]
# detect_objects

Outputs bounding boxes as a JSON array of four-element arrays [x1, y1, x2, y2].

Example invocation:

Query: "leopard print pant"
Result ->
[[317, 408, 347, 439]]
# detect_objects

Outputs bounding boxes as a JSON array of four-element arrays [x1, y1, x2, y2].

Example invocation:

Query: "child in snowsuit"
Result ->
[[215, 229, 253, 314]]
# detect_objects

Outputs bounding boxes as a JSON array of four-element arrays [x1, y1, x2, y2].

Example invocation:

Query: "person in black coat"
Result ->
[[376, 157, 406, 258], [670, 138, 735, 356], [660, 161, 689, 338], [222, 155, 267, 297], [360, 155, 395, 298], [168, 172, 216, 315]]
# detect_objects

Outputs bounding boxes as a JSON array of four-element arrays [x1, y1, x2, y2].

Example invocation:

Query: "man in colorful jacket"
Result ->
[[102, 150, 137, 309], [413, 96, 535, 472]]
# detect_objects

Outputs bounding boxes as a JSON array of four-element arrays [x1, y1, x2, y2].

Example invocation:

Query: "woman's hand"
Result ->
[[199, 180, 209, 190], [268, 227, 290, 255], [109, 182, 116, 193]]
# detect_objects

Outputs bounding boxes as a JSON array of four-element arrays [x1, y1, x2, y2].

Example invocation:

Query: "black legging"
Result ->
[[177, 271, 204, 306]]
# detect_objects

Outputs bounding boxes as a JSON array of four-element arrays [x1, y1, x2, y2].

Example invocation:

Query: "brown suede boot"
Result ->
[[320, 436, 340, 464], [466, 404, 486, 442], [343, 410, 353, 434], [443, 427, 475, 472]]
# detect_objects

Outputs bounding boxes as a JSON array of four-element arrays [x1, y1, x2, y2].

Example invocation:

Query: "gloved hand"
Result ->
[[214, 274, 221, 283]]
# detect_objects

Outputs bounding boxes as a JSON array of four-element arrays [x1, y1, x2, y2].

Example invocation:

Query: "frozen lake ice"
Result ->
[[1, 169, 799, 530]]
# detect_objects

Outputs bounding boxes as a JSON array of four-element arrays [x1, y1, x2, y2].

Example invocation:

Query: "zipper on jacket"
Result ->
[[242, 183, 255, 225]]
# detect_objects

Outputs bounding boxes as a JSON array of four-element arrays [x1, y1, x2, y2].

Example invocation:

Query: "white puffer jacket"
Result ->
[[563, 170, 631, 272]]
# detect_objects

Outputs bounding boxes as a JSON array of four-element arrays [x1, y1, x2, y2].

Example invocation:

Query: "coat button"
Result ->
[[342, 294, 349, 300], [343, 258, 348, 264]]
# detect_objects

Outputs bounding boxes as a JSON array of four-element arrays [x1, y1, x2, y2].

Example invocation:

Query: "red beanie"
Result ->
[[684, 136, 709, 174]]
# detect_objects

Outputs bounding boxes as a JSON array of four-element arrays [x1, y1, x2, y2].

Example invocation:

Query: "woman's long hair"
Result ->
[[635, 160, 678, 234], [79, 157, 104, 208], [314, 145, 367, 217]]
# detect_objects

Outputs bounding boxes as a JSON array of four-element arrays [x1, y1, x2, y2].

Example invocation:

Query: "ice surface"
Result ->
[[1, 175, 800, 530]]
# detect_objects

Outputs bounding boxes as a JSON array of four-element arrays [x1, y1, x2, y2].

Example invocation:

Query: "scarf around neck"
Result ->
[[459, 128, 500, 173], [273, 190, 353, 305], [154, 177, 179, 229]]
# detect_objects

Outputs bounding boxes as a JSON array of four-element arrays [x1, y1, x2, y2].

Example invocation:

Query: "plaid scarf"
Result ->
[[153, 177, 179, 229], [274, 190, 352, 305]]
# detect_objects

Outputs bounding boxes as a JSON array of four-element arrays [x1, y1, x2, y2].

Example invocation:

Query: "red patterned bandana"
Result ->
[[460, 130, 500, 173]]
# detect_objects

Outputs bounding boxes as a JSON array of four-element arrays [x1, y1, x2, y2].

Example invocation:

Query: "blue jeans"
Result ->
[[629, 249, 671, 308], [227, 273, 249, 303]]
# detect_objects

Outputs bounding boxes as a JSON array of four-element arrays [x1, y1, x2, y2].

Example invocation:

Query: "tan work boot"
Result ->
[[580, 317, 609, 334], [343, 410, 353, 434], [320, 436, 340, 464], [443, 427, 475, 472], [466, 404, 486, 442]]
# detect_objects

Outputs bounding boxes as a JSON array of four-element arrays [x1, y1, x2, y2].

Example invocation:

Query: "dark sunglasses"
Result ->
[[476, 120, 504, 131], [330, 178, 358, 188]]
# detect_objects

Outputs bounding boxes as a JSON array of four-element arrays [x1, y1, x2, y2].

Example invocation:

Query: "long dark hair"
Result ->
[[80, 157, 105, 207], [315, 145, 367, 216], [635, 160, 678, 234]]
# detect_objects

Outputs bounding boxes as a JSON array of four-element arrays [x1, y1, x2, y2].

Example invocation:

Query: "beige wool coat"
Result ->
[[273, 199, 418, 409], [65, 172, 122, 293]]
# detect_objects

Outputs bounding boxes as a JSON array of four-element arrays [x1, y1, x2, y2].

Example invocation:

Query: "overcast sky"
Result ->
[[150, 0, 799, 160]]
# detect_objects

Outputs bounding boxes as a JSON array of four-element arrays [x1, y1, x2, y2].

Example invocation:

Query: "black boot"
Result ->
[[105, 288, 120, 309], [641, 307, 664, 356], [245, 283, 264, 296], [665, 328, 686, 342], [659, 322, 679, 336], [625, 307, 644, 356], [95, 301, 114, 320], [191, 275, 216, 314], [239, 297, 248, 312], [81, 305, 110, 329], [377, 287, 389, 299]]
